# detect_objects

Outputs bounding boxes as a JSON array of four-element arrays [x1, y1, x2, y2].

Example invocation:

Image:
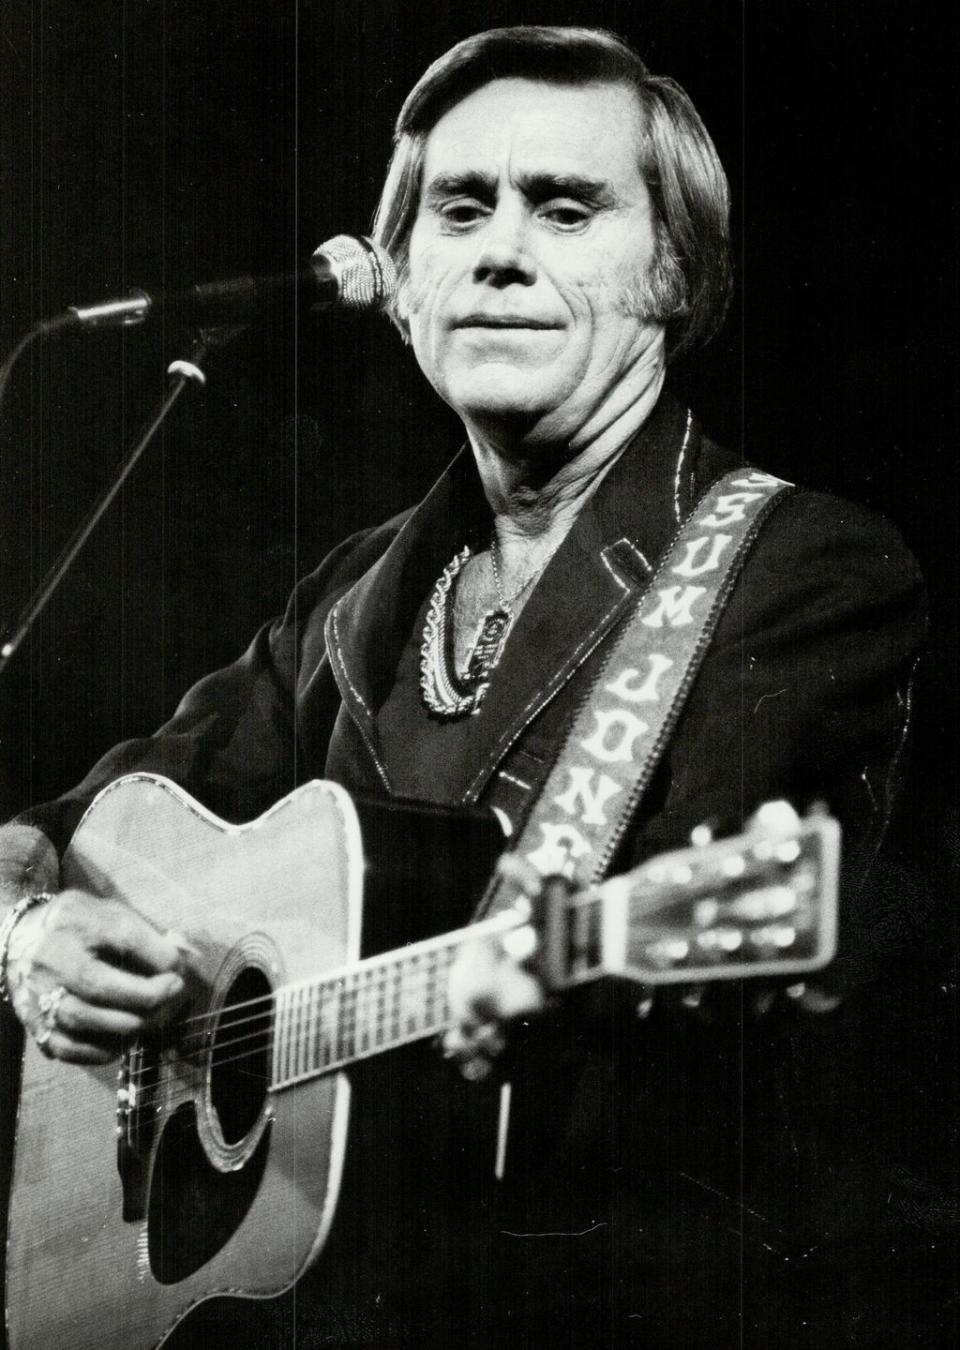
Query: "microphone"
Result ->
[[64, 235, 396, 329]]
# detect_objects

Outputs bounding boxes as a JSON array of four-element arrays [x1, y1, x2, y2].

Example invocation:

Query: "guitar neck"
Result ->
[[270, 908, 540, 1091], [268, 807, 837, 1092]]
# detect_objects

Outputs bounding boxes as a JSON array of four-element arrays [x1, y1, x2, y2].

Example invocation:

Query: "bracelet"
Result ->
[[0, 892, 55, 1007]]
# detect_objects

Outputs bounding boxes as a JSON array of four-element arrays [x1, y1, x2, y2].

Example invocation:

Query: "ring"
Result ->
[[35, 984, 66, 1044]]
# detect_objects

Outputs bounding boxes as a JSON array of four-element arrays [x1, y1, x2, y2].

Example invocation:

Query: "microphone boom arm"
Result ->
[[0, 333, 219, 676]]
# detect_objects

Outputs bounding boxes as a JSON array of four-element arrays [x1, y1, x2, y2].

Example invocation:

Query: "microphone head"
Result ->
[[314, 235, 397, 311]]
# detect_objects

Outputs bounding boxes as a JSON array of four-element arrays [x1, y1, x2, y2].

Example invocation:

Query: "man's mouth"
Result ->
[[453, 315, 561, 330]]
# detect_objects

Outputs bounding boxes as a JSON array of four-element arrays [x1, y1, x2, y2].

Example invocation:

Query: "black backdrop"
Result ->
[[1, 2, 957, 850], [1, 2, 959, 1344]]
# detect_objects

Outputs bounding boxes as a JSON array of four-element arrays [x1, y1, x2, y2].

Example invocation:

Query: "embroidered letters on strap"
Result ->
[[482, 468, 794, 909]]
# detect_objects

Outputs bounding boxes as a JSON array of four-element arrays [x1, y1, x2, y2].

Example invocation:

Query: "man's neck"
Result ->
[[465, 353, 666, 550]]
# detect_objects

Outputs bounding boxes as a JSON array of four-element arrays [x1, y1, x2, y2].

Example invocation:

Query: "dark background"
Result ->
[[0, 3, 958, 1344], [1, 0, 957, 832]]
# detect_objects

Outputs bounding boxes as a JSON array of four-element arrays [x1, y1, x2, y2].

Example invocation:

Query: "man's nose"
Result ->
[[472, 203, 536, 287]]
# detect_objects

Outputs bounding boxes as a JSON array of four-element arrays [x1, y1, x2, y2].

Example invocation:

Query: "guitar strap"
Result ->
[[480, 466, 795, 914]]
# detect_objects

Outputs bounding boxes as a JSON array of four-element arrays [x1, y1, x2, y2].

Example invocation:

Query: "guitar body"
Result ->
[[6, 775, 363, 1350], [3, 774, 834, 1350]]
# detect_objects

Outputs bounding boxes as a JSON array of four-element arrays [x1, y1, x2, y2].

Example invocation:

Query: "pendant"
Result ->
[[464, 607, 512, 687], [420, 548, 514, 719]]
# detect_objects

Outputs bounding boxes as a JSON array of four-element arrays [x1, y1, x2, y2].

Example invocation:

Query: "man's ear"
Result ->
[[390, 279, 413, 344]]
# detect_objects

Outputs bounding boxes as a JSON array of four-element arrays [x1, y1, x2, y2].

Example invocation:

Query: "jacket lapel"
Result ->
[[454, 397, 698, 803], [325, 394, 701, 801], [324, 448, 483, 783]]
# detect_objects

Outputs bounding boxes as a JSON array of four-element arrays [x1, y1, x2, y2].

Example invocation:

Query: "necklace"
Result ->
[[489, 535, 544, 606], [419, 535, 555, 719]]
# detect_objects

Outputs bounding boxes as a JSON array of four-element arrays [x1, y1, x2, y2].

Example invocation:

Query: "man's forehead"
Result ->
[[420, 77, 646, 190]]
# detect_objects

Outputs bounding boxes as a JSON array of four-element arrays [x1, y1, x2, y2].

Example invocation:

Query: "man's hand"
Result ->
[[442, 856, 547, 1081], [5, 890, 191, 1064]]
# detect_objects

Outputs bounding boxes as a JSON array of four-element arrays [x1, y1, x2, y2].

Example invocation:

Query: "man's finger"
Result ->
[[58, 894, 192, 975], [33, 1027, 121, 1065], [54, 990, 165, 1040], [69, 961, 185, 1013]]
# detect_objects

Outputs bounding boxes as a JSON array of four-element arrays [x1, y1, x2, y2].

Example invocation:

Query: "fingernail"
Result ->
[[164, 972, 185, 996], [168, 930, 202, 959]]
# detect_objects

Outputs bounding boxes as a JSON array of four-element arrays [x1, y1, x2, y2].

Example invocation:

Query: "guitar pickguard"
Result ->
[[148, 1103, 271, 1284]]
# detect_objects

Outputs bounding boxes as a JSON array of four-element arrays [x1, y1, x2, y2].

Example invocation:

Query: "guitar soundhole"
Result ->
[[211, 964, 272, 1143], [147, 964, 274, 1283]]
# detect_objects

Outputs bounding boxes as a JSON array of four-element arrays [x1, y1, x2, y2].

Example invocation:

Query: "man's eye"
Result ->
[[539, 202, 592, 230], [437, 200, 488, 230]]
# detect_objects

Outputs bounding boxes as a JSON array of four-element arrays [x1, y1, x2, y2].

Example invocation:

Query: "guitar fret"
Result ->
[[343, 972, 359, 1062], [273, 935, 496, 1087], [243, 809, 833, 1098], [361, 966, 375, 1052], [287, 987, 299, 1083], [287, 987, 299, 1082], [390, 961, 401, 1045], [293, 984, 306, 1081], [291, 986, 302, 1078], [305, 983, 318, 1078], [375, 965, 387, 1049], [272, 932, 497, 1087], [406, 953, 419, 1036], [303, 982, 317, 1075], [339, 976, 351, 1064]]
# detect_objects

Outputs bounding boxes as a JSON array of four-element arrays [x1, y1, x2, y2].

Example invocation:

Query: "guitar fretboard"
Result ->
[[269, 895, 614, 1091], [271, 934, 478, 1090], [267, 820, 831, 1093]]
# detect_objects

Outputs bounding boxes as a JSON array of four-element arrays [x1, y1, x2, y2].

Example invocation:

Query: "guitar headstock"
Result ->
[[551, 802, 839, 988]]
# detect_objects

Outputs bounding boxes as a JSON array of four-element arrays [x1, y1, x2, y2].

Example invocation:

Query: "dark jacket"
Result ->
[[23, 394, 931, 1349], [28, 395, 922, 877]]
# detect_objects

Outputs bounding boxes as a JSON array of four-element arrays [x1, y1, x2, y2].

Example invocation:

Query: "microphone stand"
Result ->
[[0, 328, 238, 676]]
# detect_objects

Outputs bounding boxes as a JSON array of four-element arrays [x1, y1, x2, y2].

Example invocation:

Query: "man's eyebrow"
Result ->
[[518, 172, 618, 206], [422, 170, 618, 207], [423, 171, 495, 204]]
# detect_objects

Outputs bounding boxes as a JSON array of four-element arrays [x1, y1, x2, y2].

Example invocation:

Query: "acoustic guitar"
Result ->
[[4, 773, 838, 1350]]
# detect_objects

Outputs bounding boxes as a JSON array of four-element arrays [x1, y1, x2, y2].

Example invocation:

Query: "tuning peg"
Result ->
[[501, 923, 538, 964], [690, 821, 715, 848], [748, 800, 801, 838]]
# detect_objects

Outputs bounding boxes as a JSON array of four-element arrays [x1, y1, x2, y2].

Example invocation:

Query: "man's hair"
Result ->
[[372, 25, 732, 359]]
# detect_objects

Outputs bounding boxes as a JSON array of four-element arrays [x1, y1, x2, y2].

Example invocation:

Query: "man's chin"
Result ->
[[444, 372, 556, 426]]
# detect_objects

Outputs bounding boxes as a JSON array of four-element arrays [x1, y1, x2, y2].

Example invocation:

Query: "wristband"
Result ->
[[0, 892, 55, 1006]]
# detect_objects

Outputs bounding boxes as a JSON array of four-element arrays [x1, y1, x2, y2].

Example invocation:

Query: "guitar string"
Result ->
[[121, 1006, 463, 1125], [163, 940, 467, 1037], [125, 966, 459, 1105], [153, 890, 605, 1038], [139, 882, 616, 1049], [125, 1004, 458, 1115], [125, 896, 613, 1104], [131, 972, 449, 1089], [171, 962, 451, 1047], [124, 917, 781, 1114], [126, 890, 628, 1105]]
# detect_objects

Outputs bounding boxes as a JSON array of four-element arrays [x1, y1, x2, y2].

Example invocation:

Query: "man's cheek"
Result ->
[[403, 240, 452, 312]]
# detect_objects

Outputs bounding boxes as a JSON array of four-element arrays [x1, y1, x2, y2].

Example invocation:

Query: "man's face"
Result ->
[[402, 78, 665, 446]]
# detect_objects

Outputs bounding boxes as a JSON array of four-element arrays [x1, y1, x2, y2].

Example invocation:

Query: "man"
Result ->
[[0, 26, 928, 1349]]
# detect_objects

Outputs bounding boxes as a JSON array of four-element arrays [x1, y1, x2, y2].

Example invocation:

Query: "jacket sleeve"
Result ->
[[11, 523, 397, 856]]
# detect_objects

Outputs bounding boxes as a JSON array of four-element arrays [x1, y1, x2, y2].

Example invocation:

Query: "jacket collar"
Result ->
[[325, 391, 701, 800]]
